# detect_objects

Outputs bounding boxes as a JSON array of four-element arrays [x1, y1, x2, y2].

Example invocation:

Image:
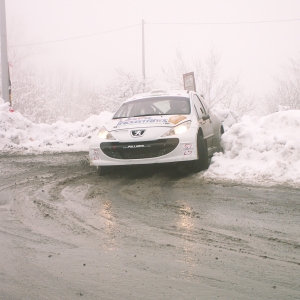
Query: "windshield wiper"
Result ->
[[131, 113, 162, 117], [113, 113, 163, 119]]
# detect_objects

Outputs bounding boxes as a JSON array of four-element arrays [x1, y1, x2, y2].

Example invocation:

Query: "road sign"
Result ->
[[183, 72, 196, 92]]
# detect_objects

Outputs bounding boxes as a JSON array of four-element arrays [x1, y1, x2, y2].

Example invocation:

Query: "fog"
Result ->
[[6, 0, 300, 95]]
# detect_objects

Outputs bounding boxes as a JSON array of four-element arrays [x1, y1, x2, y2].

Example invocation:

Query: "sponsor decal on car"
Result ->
[[93, 149, 100, 160], [122, 144, 149, 149], [183, 143, 193, 155], [115, 116, 170, 128], [168, 115, 187, 125]]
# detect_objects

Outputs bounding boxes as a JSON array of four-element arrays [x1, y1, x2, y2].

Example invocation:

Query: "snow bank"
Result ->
[[204, 110, 300, 187], [211, 107, 240, 131], [0, 102, 112, 153]]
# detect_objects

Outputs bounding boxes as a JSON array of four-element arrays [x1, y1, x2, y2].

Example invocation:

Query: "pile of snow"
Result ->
[[0, 102, 112, 153], [211, 107, 240, 131], [204, 110, 300, 187]]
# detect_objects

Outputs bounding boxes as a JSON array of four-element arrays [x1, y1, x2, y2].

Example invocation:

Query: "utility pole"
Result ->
[[0, 0, 10, 103], [142, 19, 145, 80]]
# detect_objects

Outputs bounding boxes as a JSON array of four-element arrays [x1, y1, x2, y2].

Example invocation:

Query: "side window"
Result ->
[[194, 105, 200, 120], [199, 96, 209, 114], [193, 95, 205, 120], [194, 95, 207, 115]]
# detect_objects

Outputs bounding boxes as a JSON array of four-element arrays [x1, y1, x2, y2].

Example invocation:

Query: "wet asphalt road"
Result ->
[[0, 152, 299, 300]]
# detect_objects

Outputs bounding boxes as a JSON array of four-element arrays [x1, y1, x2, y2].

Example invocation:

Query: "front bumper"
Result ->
[[89, 132, 198, 167], [100, 138, 179, 160]]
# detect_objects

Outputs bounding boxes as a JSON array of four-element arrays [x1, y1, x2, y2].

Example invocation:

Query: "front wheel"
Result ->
[[190, 135, 209, 173]]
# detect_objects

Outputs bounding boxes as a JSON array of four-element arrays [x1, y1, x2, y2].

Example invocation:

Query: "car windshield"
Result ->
[[113, 96, 191, 119]]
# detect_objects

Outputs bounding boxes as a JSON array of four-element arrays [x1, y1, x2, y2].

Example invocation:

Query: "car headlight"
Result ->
[[162, 121, 191, 137], [98, 127, 116, 140]]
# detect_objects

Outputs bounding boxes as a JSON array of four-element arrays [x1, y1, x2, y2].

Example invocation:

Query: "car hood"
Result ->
[[105, 115, 190, 131]]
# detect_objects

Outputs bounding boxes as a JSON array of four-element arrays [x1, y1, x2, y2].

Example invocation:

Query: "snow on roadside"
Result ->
[[0, 101, 112, 153], [204, 110, 300, 187], [0, 101, 237, 154], [211, 107, 240, 131], [1, 98, 300, 187]]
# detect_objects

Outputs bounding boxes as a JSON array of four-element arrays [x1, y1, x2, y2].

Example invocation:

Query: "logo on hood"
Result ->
[[131, 130, 145, 137], [115, 116, 170, 128]]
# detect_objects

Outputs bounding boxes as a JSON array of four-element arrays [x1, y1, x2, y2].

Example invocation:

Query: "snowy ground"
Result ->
[[1, 100, 300, 187]]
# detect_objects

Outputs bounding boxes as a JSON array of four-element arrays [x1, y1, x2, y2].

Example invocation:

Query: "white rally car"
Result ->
[[89, 90, 224, 175]]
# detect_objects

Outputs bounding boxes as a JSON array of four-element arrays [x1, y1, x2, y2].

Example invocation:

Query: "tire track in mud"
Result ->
[[1, 154, 101, 244], [102, 172, 300, 267], [1, 153, 300, 299]]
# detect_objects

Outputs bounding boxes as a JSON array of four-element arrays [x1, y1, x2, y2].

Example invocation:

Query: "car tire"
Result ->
[[97, 166, 109, 176], [190, 135, 209, 173]]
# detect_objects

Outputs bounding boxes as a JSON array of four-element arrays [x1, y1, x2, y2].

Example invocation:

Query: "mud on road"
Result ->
[[0, 152, 299, 300]]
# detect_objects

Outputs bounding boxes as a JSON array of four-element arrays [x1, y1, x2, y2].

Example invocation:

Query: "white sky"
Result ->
[[6, 0, 300, 95]]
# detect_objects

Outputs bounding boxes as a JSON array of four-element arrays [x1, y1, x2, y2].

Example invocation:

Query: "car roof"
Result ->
[[124, 90, 192, 103]]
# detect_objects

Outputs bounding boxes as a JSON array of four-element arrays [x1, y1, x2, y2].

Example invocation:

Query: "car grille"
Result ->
[[100, 138, 179, 160]]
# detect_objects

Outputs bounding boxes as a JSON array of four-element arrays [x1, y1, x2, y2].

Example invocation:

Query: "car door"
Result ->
[[193, 94, 214, 149]]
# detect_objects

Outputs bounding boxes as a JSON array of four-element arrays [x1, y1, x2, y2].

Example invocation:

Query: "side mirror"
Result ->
[[202, 114, 210, 121]]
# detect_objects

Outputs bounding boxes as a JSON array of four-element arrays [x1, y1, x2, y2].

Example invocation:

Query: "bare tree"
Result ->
[[264, 57, 300, 114], [90, 69, 155, 113], [10, 54, 156, 123], [162, 49, 189, 89], [6, 22, 156, 123], [162, 48, 256, 115]]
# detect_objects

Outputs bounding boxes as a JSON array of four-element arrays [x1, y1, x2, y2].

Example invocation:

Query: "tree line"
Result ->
[[1, 46, 299, 123]]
